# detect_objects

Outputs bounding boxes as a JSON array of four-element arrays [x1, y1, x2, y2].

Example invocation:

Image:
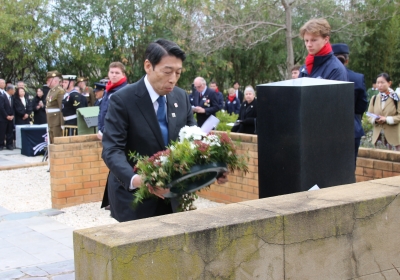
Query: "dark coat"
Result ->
[[98, 81, 128, 133], [237, 90, 244, 103], [347, 68, 368, 138], [0, 94, 14, 149], [101, 77, 197, 222], [298, 52, 348, 81], [13, 97, 32, 125], [216, 91, 224, 110], [32, 95, 47, 124], [231, 98, 257, 134], [225, 96, 240, 115], [191, 87, 220, 127]]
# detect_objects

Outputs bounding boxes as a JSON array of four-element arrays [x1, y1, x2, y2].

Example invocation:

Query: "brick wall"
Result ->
[[49, 134, 400, 209], [49, 135, 107, 209], [355, 148, 400, 181]]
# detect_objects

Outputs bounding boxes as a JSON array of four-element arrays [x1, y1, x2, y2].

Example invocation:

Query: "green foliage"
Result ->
[[216, 111, 239, 132]]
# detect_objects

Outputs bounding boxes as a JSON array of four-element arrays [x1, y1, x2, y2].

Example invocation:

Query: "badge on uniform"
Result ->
[[174, 103, 178, 108], [73, 100, 80, 107], [172, 113, 176, 117]]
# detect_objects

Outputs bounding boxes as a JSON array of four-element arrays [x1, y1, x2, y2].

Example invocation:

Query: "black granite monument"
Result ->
[[257, 78, 354, 198]]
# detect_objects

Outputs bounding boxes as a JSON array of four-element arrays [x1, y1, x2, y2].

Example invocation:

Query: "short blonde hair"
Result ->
[[228, 88, 235, 94], [299, 18, 331, 39]]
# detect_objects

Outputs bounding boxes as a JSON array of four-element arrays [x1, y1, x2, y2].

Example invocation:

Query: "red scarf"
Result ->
[[305, 43, 332, 75], [228, 95, 236, 102], [106, 76, 127, 92]]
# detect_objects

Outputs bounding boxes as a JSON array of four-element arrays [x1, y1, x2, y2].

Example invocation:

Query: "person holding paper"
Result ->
[[231, 86, 257, 135], [367, 73, 400, 150], [192, 77, 220, 127]]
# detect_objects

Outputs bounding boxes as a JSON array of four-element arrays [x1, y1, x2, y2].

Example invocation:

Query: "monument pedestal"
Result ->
[[257, 78, 354, 198]]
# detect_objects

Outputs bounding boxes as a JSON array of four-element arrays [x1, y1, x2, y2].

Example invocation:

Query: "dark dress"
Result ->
[[13, 97, 32, 125], [231, 98, 257, 134], [32, 95, 47, 124]]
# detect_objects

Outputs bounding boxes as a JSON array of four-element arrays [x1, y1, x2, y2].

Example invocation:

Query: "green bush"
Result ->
[[215, 110, 239, 132]]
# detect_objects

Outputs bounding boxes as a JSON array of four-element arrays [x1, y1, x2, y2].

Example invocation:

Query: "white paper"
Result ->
[[201, 115, 220, 133], [366, 112, 379, 119], [308, 184, 320, 191]]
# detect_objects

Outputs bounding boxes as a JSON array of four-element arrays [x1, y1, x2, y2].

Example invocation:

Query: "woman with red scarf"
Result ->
[[97, 62, 128, 139], [225, 88, 240, 115], [298, 18, 347, 81]]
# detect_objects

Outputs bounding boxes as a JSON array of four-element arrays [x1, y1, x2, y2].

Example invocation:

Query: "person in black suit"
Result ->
[[32, 88, 47, 124], [13, 88, 32, 125], [102, 39, 223, 222], [209, 81, 224, 110], [332, 43, 368, 168], [231, 86, 257, 134], [0, 85, 15, 150], [192, 77, 220, 127], [233, 81, 244, 103]]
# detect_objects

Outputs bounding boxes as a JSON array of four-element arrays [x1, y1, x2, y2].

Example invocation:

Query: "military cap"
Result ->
[[62, 75, 77, 81], [77, 77, 88, 82], [46, 70, 62, 79], [93, 82, 106, 92], [332, 43, 349, 55]]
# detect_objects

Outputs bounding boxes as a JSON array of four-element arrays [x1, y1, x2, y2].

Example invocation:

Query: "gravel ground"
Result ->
[[0, 166, 225, 229]]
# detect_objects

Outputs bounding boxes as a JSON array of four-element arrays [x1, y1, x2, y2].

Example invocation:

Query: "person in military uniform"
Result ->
[[93, 82, 106, 107], [61, 75, 85, 135], [77, 77, 95, 106], [46, 71, 65, 144]]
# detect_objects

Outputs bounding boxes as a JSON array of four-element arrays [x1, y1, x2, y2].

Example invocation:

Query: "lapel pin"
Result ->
[[172, 113, 176, 117], [174, 103, 178, 108]]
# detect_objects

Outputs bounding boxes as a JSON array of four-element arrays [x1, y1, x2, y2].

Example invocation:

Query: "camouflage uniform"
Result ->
[[77, 77, 95, 106]]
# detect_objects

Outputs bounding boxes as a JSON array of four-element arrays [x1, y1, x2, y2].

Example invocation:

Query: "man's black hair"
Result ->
[[145, 39, 186, 69]]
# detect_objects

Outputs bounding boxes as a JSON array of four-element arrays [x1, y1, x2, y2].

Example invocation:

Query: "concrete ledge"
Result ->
[[0, 161, 47, 171], [74, 177, 400, 279]]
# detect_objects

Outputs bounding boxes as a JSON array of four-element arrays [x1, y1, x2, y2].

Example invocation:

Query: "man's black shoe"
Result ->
[[6, 147, 13, 150]]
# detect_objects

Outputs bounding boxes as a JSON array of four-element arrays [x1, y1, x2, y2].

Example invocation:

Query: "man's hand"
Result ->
[[97, 131, 103, 140], [23, 114, 28, 120], [193, 106, 205, 114], [133, 175, 170, 199], [217, 172, 229, 184], [7, 116, 13, 121]]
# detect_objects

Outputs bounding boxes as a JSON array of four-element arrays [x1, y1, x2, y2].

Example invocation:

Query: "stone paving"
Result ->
[[0, 149, 74, 280]]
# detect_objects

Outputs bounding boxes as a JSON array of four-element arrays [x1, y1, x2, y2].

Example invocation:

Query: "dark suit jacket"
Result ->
[[347, 68, 368, 138], [231, 98, 257, 134], [13, 97, 32, 125], [192, 87, 220, 127], [237, 90, 244, 103], [1, 94, 14, 117], [102, 77, 197, 222], [0, 94, 9, 122]]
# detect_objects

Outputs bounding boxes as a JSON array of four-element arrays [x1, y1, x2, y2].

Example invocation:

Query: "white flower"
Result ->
[[178, 126, 206, 142], [202, 135, 221, 146], [159, 156, 169, 165]]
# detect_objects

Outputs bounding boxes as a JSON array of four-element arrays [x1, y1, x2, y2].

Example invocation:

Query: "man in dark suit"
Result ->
[[0, 85, 15, 150], [209, 81, 224, 110], [233, 81, 244, 103], [192, 77, 220, 127], [332, 43, 368, 168], [101, 39, 198, 222]]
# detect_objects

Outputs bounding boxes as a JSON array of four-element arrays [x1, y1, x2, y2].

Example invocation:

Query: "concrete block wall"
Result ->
[[73, 176, 400, 279], [49, 135, 107, 209]]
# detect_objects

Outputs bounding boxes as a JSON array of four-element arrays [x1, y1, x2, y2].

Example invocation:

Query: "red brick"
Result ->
[[91, 161, 104, 168], [51, 177, 74, 185], [91, 174, 108, 181], [356, 175, 370, 182], [73, 176, 91, 183], [236, 190, 248, 199], [65, 157, 82, 164], [54, 137, 71, 144], [75, 189, 91, 196], [230, 196, 244, 203], [52, 184, 66, 191], [392, 163, 400, 173], [99, 179, 107, 186], [373, 160, 392, 171], [357, 158, 374, 168], [248, 179, 258, 187], [242, 185, 253, 193], [355, 167, 364, 176], [80, 142, 98, 149], [54, 190, 75, 199], [52, 171, 66, 178], [99, 166, 109, 173], [82, 155, 99, 162], [83, 193, 102, 202], [83, 181, 100, 188], [49, 145, 65, 152], [51, 158, 65, 165], [72, 150, 90, 157], [52, 164, 74, 172], [65, 183, 83, 190], [373, 169, 383, 179], [91, 186, 105, 194], [66, 170, 83, 177], [73, 162, 91, 170], [63, 143, 83, 151], [66, 196, 83, 204], [82, 168, 99, 175], [52, 151, 73, 158], [247, 193, 258, 200], [363, 168, 374, 177], [52, 197, 66, 205]]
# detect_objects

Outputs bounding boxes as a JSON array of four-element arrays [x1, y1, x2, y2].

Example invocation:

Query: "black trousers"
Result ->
[[0, 120, 14, 149]]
